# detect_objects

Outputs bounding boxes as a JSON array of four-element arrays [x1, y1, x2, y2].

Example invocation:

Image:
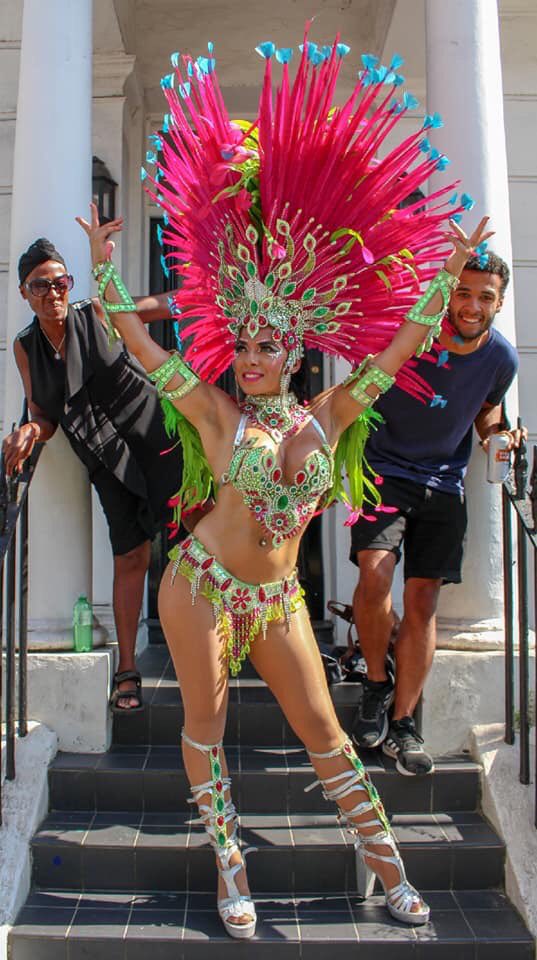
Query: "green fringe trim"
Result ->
[[160, 397, 215, 527], [325, 408, 384, 515]]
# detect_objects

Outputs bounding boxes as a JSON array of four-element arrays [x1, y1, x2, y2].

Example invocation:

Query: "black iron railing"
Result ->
[[501, 431, 537, 827], [0, 408, 42, 824]]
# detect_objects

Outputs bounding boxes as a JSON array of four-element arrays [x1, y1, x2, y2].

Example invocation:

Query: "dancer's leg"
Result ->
[[158, 565, 254, 932], [248, 605, 428, 923]]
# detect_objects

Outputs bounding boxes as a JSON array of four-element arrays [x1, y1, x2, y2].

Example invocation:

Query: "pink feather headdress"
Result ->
[[142, 26, 470, 404]]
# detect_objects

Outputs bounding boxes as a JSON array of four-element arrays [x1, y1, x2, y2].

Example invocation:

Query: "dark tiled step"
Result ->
[[112, 676, 363, 748], [48, 746, 480, 815], [31, 811, 504, 894], [10, 889, 534, 960]]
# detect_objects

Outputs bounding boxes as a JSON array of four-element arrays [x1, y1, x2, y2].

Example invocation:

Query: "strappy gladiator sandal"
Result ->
[[182, 731, 257, 939], [306, 737, 429, 925]]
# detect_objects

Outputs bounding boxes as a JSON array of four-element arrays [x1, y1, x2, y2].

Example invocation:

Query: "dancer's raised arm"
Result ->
[[329, 216, 495, 435], [77, 204, 236, 437]]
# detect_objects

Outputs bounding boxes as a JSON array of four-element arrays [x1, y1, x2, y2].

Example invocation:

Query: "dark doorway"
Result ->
[[146, 217, 326, 633]]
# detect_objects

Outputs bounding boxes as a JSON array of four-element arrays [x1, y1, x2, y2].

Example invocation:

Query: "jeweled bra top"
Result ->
[[220, 405, 334, 549]]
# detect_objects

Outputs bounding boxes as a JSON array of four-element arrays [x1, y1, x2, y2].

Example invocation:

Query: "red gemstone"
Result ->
[[211, 746, 218, 757], [283, 580, 289, 594], [217, 815, 225, 827], [258, 587, 267, 602], [272, 468, 282, 483], [182, 538, 192, 550], [296, 471, 306, 485], [216, 780, 223, 792], [344, 743, 351, 754], [201, 557, 214, 570], [221, 578, 232, 591]]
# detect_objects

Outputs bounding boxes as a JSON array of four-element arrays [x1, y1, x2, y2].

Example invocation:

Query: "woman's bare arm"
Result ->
[[326, 217, 495, 438], [76, 205, 235, 438]]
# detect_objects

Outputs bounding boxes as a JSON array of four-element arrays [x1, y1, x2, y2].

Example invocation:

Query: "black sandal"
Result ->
[[109, 669, 144, 714]]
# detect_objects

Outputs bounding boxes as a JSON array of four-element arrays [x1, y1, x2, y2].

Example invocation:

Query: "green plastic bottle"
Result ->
[[73, 595, 93, 652]]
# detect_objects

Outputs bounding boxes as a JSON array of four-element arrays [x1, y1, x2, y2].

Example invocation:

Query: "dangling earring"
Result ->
[[232, 369, 242, 406], [279, 356, 294, 410]]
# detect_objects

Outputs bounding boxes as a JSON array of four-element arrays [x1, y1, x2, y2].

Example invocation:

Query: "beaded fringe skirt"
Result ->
[[169, 534, 305, 675]]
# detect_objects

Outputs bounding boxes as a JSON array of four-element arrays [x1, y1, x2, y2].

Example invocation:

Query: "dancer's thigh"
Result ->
[[248, 605, 342, 752], [158, 563, 229, 740]]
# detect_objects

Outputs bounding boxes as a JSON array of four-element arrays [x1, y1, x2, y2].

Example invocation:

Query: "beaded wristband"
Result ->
[[406, 268, 459, 357], [344, 355, 395, 408], [92, 261, 137, 345], [147, 351, 200, 401]]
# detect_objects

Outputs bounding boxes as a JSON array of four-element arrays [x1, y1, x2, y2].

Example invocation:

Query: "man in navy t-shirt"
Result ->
[[350, 252, 521, 775]]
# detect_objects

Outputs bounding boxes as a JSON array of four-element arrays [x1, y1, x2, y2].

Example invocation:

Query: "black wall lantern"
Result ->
[[92, 155, 117, 223]]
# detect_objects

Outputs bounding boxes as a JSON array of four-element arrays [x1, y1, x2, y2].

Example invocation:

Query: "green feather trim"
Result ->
[[325, 408, 383, 514], [160, 397, 214, 526]]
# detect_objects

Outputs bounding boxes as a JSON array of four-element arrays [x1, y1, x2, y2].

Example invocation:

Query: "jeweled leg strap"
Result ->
[[306, 738, 425, 917], [343, 355, 395, 410], [406, 268, 459, 357], [182, 730, 256, 922], [148, 351, 200, 401], [92, 260, 136, 345]]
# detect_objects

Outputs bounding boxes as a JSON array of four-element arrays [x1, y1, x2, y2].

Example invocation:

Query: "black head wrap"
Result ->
[[18, 238, 67, 285]]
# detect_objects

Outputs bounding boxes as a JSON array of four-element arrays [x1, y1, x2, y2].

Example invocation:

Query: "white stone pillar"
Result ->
[[3, 0, 104, 649], [90, 52, 135, 623], [426, 0, 517, 648]]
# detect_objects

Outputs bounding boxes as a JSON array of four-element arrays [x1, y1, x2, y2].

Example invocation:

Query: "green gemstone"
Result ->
[[217, 833, 227, 846], [216, 797, 225, 812], [277, 495, 289, 509], [213, 762, 221, 777], [265, 272, 275, 288], [313, 306, 329, 318], [246, 260, 256, 278]]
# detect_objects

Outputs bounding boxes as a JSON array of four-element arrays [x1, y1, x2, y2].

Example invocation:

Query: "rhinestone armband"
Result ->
[[406, 268, 459, 357], [147, 351, 200, 401], [92, 261, 137, 345], [344, 355, 395, 409]]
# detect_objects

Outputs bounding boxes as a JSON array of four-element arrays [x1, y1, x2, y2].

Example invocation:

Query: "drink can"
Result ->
[[487, 433, 511, 484]]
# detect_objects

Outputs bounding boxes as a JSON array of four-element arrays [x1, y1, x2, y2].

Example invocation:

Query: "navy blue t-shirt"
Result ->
[[366, 327, 519, 495]]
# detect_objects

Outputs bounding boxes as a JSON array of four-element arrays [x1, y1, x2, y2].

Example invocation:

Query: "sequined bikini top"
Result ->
[[220, 412, 334, 549]]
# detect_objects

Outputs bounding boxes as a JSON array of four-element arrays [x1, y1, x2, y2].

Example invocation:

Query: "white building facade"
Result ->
[[0, 0, 535, 698]]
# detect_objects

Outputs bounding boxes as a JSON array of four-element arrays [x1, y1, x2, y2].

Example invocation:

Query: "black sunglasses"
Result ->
[[25, 274, 74, 297]]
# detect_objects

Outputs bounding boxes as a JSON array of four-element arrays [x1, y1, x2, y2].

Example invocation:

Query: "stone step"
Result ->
[[10, 889, 534, 959], [31, 810, 504, 894], [48, 746, 481, 815]]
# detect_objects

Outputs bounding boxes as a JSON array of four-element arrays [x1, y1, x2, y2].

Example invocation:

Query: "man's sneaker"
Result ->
[[352, 677, 395, 749], [382, 716, 435, 776]]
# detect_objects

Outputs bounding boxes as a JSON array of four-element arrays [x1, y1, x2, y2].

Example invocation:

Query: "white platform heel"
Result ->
[[182, 731, 257, 939], [306, 737, 429, 926]]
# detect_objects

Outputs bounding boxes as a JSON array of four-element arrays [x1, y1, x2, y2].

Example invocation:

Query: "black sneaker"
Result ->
[[352, 677, 395, 749], [382, 716, 435, 776]]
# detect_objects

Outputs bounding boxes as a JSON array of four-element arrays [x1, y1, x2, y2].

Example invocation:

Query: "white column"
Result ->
[[4, 0, 105, 649], [426, 0, 517, 648], [90, 52, 135, 624]]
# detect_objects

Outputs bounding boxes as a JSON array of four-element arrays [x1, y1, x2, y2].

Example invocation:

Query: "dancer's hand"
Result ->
[[76, 202, 124, 268], [445, 216, 495, 275]]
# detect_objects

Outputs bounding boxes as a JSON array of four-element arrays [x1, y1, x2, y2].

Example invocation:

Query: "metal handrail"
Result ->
[[0, 408, 42, 824], [501, 433, 537, 827]]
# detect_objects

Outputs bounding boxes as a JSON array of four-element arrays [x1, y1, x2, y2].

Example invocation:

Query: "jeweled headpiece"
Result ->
[[142, 28, 466, 404]]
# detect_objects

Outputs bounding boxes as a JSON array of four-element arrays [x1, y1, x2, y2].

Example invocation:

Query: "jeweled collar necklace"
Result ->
[[240, 393, 309, 442]]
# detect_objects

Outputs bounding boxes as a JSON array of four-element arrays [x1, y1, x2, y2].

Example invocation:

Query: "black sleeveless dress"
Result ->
[[17, 300, 182, 553]]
